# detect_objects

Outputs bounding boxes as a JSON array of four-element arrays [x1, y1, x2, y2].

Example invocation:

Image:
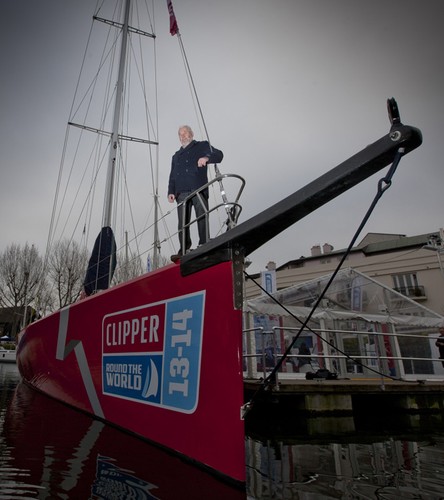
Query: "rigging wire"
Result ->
[[40, 1, 234, 305], [243, 146, 409, 410], [171, 12, 238, 231], [36, 2, 147, 305], [98, 0, 162, 270], [67, 5, 158, 259], [245, 272, 400, 380], [44, 13, 98, 260], [47, 9, 120, 256], [37, 11, 105, 312], [126, 2, 162, 267]]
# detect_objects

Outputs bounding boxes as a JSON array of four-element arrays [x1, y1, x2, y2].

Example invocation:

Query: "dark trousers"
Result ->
[[176, 191, 209, 252]]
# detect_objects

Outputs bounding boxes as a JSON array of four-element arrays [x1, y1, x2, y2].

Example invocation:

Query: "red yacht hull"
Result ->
[[17, 261, 246, 484]]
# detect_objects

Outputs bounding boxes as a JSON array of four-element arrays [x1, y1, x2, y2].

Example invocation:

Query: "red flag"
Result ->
[[166, 0, 179, 36]]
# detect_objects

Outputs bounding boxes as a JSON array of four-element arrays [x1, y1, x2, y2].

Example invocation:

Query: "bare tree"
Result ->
[[47, 240, 88, 308], [112, 251, 170, 285], [33, 276, 55, 318], [0, 243, 43, 332], [113, 253, 143, 285]]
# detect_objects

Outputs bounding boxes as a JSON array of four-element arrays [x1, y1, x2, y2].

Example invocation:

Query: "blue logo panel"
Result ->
[[102, 292, 204, 413], [103, 354, 163, 403], [162, 294, 204, 412]]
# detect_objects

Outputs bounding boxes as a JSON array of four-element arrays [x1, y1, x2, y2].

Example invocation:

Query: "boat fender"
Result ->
[[306, 369, 338, 380]]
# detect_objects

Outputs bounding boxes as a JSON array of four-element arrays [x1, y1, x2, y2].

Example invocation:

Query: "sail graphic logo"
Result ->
[[102, 292, 205, 413]]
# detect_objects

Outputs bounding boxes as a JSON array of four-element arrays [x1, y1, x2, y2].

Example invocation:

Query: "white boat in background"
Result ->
[[0, 346, 16, 363]]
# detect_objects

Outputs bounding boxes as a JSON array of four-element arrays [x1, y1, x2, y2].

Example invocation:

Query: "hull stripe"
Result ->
[[56, 306, 104, 418]]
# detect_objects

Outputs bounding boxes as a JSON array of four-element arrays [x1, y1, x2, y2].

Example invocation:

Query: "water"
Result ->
[[1, 363, 444, 499]]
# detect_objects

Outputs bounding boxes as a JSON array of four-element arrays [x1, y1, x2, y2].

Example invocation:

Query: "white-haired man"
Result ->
[[167, 125, 223, 260]]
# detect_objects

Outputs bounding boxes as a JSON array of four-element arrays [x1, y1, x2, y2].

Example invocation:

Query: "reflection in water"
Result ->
[[2, 363, 444, 499], [245, 402, 444, 499], [246, 436, 444, 499], [0, 364, 244, 499]]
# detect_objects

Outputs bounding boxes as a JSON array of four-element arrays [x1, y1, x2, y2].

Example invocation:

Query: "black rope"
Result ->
[[243, 147, 406, 407]]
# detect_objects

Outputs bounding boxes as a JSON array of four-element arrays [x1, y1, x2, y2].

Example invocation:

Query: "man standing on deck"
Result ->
[[167, 125, 223, 261]]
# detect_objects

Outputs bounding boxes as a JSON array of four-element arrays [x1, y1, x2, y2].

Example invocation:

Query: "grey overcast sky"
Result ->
[[0, 0, 443, 273]]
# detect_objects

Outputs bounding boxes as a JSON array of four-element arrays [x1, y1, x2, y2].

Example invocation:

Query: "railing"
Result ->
[[179, 173, 246, 253], [243, 326, 444, 383], [393, 285, 426, 298]]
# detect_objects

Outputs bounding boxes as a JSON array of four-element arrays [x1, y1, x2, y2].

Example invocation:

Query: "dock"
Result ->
[[243, 378, 444, 439], [244, 377, 444, 413]]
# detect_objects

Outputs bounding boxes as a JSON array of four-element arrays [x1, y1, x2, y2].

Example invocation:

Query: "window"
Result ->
[[393, 273, 418, 290], [392, 273, 425, 298]]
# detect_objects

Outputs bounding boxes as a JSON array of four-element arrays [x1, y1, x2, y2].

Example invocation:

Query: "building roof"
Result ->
[[360, 232, 434, 255], [277, 231, 438, 270]]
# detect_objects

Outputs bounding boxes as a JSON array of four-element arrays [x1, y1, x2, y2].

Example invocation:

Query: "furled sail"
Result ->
[[83, 226, 116, 296]]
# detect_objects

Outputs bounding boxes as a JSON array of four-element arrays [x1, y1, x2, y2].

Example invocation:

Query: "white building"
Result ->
[[243, 231, 444, 380], [246, 230, 444, 316]]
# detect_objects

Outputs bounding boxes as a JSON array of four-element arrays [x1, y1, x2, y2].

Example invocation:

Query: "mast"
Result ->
[[102, 0, 131, 228], [153, 190, 160, 269], [79, 0, 161, 294]]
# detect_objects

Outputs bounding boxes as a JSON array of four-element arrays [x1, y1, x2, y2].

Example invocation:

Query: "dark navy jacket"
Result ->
[[168, 140, 223, 197]]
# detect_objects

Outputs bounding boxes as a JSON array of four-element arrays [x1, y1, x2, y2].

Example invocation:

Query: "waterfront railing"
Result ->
[[242, 326, 444, 382]]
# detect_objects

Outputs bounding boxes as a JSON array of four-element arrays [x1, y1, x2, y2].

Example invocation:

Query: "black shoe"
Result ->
[[170, 247, 191, 263], [170, 254, 181, 263]]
